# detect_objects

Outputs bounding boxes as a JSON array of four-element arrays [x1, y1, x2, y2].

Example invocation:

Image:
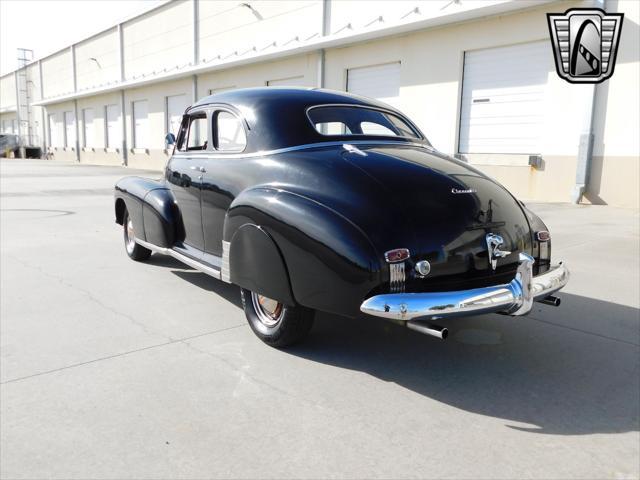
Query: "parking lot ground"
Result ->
[[1, 159, 639, 479]]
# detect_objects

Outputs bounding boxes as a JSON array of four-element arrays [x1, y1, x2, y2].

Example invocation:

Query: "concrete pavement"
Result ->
[[1, 159, 638, 479]]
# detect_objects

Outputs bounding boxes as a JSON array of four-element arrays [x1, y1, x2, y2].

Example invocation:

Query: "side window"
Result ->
[[178, 112, 208, 152], [214, 111, 246, 152]]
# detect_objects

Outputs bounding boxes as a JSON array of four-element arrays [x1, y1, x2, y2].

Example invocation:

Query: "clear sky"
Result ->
[[0, 0, 165, 76]]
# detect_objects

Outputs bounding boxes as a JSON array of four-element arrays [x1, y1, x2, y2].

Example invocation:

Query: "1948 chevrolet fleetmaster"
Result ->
[[114, 87, 569, 347]]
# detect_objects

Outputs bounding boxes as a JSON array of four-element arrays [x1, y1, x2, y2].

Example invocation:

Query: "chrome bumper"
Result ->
[[360, 253, 569, 321]]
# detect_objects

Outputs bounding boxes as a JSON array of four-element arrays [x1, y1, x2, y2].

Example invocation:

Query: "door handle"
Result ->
[[190, 166, 206, 172]]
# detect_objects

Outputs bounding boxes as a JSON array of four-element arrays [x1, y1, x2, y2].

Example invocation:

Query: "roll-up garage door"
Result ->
[[347, 62, 401, 108], [132, 100, 149, 149], [166, 94, 188, 138], [459, 42, 549, 154]]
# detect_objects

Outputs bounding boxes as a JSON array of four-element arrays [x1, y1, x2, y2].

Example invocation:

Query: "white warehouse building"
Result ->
[[0, 0, 638, 207]]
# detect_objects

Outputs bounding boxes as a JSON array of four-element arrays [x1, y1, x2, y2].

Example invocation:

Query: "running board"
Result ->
[[135, 238, 223, 281]]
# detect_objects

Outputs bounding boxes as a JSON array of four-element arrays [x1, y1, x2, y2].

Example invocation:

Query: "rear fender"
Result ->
[[224, 187, 381, 317], [228, 224, 295, 306]]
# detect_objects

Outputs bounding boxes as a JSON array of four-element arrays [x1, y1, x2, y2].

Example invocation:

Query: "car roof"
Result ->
[[188, 87, 425, 153], [193, 87, 394, 112]]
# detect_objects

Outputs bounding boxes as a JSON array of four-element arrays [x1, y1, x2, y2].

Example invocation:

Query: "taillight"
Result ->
[[384, 248, 410, 263]]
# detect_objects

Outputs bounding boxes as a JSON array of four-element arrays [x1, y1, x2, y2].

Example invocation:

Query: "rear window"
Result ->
[[308, 106, 420, 139]]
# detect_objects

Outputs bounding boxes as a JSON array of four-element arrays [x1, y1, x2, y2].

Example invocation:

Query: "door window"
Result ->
[[178, 112, 208, 151], [214, 111, 246, 152]]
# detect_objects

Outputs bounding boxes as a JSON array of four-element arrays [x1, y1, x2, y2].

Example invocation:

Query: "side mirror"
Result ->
[[165, 132, 176, 148]]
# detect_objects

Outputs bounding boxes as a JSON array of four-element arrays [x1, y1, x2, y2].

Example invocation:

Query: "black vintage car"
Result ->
[[114, 87, 569, 347]]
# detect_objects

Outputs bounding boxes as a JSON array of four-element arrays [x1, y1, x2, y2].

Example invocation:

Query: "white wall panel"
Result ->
[[329, 0, 506, 35], [76, 28, 120, 91], [42, 49, 74, 98], [123, 0, 192, 81], [0, 74, 16, 110], [198, 1, 321, 63]]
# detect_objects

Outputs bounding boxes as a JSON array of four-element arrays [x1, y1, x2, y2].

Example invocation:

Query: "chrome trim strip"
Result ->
[[221, 240, 231, 283], [135, 238, 222, 280], [360, 254, 570, 321], [171, 140, 433, 159]]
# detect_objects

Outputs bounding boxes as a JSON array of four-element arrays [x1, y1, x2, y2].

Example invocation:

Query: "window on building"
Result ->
[[105, 104, 121, 149], [63, 111, 75, 148], [166, 94, 187, 137], [214, 111, 246, 152], [11, 119, 18, 135], [132, 100, 149, 149], [1, 120, 8, 133], [82, 108, 94, 148]]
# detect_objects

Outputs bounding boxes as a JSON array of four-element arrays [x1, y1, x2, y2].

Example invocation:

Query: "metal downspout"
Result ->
[[317, 0, 331, 88], [572, 0, 604, 203]]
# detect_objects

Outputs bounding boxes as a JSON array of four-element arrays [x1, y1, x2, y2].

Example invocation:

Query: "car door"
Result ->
[[201, 109, 248, 257], [165, 109, 210, 254]]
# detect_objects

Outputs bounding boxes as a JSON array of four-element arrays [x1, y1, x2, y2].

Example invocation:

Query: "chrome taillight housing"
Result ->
[[536, 230, 551, 242]]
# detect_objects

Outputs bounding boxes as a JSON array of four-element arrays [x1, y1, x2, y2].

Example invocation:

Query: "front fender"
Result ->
[[115, 176, 180, 247], [224, 187, 381, 317]]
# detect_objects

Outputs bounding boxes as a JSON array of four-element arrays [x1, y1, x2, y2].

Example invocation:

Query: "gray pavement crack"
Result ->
[[0, 324, 246, 385], [6, 254, 168, 340]]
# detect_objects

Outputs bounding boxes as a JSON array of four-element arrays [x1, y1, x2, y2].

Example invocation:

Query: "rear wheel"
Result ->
[[241, 288, 314, 347], [123, 209, 152, 261]]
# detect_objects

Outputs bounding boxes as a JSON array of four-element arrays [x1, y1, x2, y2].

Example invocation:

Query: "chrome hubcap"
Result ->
[[251, 292, 284, 327], [125, 217, 136, 254]]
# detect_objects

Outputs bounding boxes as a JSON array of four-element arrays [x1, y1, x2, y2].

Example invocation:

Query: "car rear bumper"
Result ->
[[360, 253, 569, 321]]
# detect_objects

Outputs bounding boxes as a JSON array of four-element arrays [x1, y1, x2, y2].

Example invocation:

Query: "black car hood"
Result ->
[[337, 144, 533, 288]]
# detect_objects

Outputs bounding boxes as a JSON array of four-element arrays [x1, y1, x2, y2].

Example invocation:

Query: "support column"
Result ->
[[117, 24, 125, 82], [193, 0, 199, 66], [38, 60, 46, 153], [317, 0, 331, 88], [70, 45, 77, 93], [73, 99, 80, 162], [120, 90, 127, 166]]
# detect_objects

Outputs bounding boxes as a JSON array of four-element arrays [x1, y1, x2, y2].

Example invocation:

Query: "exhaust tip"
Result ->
[[539, 295, 561, 307], [407, 320, 448, 340]]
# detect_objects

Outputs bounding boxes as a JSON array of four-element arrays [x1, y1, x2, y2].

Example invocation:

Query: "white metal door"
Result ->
[[459, 42, 549, 154], [48, 113, 59, 147], [347, 62, 401, 108], [166, 94, 188, 137], [82, 108, 94, 148], [105, 104, 121, 149], [267, 76, 304, 87], [132, 100, 148, 149], [64, 111, 75, 148]]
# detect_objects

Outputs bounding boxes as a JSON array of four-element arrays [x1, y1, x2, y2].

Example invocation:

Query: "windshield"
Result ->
[[308, 106, 421, 139]]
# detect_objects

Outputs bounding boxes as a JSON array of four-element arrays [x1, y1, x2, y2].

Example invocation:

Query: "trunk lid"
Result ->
[[341, 143, 533, 290]]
